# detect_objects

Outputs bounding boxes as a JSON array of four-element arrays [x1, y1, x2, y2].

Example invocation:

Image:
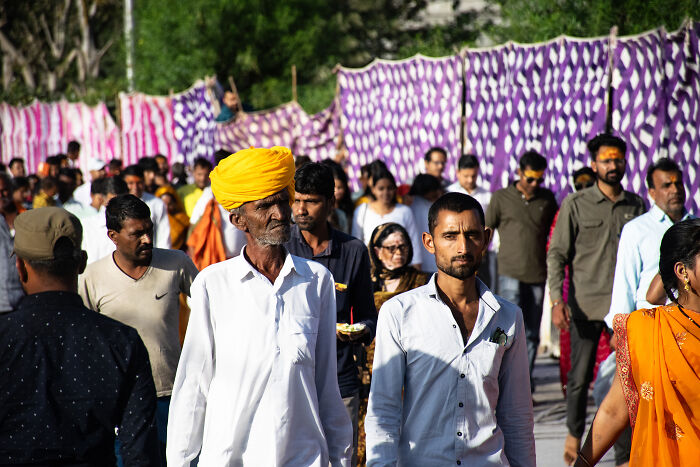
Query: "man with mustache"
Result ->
[[547, 134, 646, 466], [79, 194, 198, 465], [167, 147, 352, 466], [366, 192, 535, 466]]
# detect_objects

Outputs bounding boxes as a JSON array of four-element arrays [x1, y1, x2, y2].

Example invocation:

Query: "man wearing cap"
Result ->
[[167, 147, 352, 466], [0, 207, 160, 466], [73, 158, 107, 207], [79, 194, 198, 464]]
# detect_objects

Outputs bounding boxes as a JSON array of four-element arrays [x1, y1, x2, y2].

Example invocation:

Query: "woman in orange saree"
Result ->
[[575, 219, 700, 466]]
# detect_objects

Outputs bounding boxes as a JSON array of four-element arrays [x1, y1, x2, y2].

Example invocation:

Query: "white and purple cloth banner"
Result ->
[[0, 100, 120, 174], [462, 38, 609, 198], [215, 100, 339, 161], [120, 80, 217, 166], [338, 55, 463, 189], [613, 23, 700, 213]]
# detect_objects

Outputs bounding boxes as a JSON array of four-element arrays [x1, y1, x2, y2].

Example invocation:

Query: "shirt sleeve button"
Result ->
[[457, 431, 462, 436], [458, 402, 464, 407], [457, 461, 462, 465], [460, 373, 465, 379], [452, 324, 457, 328]]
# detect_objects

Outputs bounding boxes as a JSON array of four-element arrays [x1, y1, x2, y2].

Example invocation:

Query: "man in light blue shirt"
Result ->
[[605, 158, 692, 328], [366, 192, 535, 467]]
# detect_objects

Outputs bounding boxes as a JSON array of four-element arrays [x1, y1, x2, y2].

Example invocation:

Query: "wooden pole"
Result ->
[[292, 65, 297, 102], [605, 26, 618, 134]]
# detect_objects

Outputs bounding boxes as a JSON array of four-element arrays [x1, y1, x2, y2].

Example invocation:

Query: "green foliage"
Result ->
[[487, 0, 700, 43]]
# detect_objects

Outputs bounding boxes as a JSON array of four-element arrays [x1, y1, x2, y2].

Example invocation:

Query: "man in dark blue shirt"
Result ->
[[0, 207, 160, 466], [286, 162, 377, 466]]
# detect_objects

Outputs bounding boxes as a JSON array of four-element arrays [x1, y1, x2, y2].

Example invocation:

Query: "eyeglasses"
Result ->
[[574, 182, 595, 191], [381, 244, 409, 254], [525, 177, 544, 184]]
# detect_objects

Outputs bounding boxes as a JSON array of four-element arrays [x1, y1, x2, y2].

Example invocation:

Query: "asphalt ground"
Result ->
[[532, 356, 616, 466]]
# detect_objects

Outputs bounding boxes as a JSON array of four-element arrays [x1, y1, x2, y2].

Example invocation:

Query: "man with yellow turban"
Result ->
[[167, 147, 353, 467]]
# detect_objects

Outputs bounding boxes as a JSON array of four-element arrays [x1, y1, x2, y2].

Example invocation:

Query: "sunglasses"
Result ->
[[574, 182, 595, 191], [381, 244, 409, 254], [525, 177, 544, 184]]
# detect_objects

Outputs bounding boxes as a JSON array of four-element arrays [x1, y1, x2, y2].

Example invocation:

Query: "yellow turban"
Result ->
[[209, 146, 296, 210]]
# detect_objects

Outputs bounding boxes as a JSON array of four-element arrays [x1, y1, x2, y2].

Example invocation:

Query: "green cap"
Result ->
[[14, 207, 83, 260]]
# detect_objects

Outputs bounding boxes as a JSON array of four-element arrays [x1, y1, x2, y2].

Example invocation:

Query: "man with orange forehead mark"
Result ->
[[547, 134, 646, 466], [166, 147, 353, 466]]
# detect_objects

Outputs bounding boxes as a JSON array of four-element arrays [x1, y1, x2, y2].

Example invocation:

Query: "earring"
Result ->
[[684, 276, 691, 292]]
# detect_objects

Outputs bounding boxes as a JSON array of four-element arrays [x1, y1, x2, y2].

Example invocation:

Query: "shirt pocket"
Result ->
[[579, 218, 604, 247], [284, 315, 319, 366], [474, 341, 506, 381]]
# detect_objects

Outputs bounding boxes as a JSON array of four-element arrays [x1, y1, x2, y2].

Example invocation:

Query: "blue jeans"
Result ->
[[116, 396, 169, 467], [497, 275, 544, 392]]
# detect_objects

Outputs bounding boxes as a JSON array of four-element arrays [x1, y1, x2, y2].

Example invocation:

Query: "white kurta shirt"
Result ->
[[167, 249, 352, 467], [366, 276, 536, 467], [141, 192, 171, 249]]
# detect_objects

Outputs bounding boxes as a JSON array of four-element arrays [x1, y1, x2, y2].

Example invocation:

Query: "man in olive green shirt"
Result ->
[[547, 134, 645, 466], [486, 150, 558, 390]]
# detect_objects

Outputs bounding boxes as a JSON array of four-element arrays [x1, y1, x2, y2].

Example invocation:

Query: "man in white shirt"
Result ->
[[605, 158, 692, 327], [408, 174, 444, 273], [122, 164, 171, 249], [366, 192, 535, 467], [448, 154, 497, 289], [167, 146, 352, 467], [72, 158, 106, 207], [81, 177, 128, 264]]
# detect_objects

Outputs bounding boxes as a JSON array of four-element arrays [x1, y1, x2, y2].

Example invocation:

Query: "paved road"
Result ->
[[532, 356, 616, 466]]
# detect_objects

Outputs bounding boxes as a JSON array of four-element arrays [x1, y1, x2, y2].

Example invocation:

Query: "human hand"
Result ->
[[552, 302, 571, 331]]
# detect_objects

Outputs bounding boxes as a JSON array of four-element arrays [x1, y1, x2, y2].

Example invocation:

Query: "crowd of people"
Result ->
[[0, 133, 698, 467]]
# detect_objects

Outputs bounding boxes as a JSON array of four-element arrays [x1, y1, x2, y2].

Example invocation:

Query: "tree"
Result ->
[[486, 0, 700, 43], [0, 0, 123, 103]]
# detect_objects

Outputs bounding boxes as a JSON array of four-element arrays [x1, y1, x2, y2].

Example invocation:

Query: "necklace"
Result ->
[[677, 304, 700, 331]]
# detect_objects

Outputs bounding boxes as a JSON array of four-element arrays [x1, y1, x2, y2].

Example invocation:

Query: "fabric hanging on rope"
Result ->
[[661, 22, 700, 213], [0, 100, 120, 174], [215, 100, 339, 161], [611, 29, 667, 199], [172, 80, 217, 165], [338, 54, 463, 189], [119, 91, 178, 166], [462, 38, 608, 198]]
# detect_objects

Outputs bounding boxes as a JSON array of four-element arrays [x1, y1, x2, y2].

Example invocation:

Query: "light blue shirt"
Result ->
[[366, 275, 535, 467], [605, 204, 694, 328]]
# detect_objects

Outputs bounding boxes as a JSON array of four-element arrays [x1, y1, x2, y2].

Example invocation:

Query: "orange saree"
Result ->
[[614, 305, 700, 466]]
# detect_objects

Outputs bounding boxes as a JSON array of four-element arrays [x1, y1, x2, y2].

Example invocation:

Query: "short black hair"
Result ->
[[67, 140, 80, 153], [294, 162, 334, 199], [11, 176, 29, 191], [122, 164, 144, 179], [409, 174, 442, 197], [519, 150, 547, 171], [428, 192, 484, 234], [46, 155, 62, 167], [58, 167, 77, 181], [457, 154, 479, 170], [193, 157, 213, 171], [587, 133, 626, 160], [25, 236, 83, 278], [9, 157, 24, 169], [40, 177, 58, 191], [424, 147, 448, 162], [104, 176, 129, 196], [108, 159, 123, 170], [295, 155, 312, 170], [106, 194, 151, 232], [573, 167, 595, 180], [138, 157, 159, 173], [214, 149, 230, 166], [646, 158, 681, 188], [659, 218, 700, 302], [154, 154, 167, 163], [90, 177, 107, 196]]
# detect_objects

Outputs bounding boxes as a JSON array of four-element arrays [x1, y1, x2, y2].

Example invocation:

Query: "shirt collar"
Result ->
[[290, 223, 336, 257], [233, 245, 298, 283], [18, 291, 84, 310], [650, 203, 691, 223], [425, 273, 501, 313]]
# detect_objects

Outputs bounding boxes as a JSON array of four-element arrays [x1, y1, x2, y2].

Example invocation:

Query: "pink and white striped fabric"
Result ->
[[0, 100, 120, 174], [118, 92, 177, 166]]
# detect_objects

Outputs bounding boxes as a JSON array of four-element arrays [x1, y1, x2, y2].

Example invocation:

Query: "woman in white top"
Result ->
[[351, 163, 422, 268]]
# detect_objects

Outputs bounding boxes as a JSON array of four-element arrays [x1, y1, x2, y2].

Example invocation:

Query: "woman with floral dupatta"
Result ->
[[576, 218, 700, 466]]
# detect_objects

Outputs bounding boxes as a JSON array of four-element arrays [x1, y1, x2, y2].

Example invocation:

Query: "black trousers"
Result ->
[[567, 319, 631, 464]]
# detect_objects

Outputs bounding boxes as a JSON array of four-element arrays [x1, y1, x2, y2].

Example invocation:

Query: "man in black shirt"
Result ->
[[0, 207, 159, 466], [286, 163, 377, 466]]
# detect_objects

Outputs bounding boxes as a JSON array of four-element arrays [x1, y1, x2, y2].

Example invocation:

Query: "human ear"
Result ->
[[15, 257, 28, 284], [483, 226, 493, 247], [674, 262, 687, 285], [230, 211, 248, 232], [422, 232, 435, 254]]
